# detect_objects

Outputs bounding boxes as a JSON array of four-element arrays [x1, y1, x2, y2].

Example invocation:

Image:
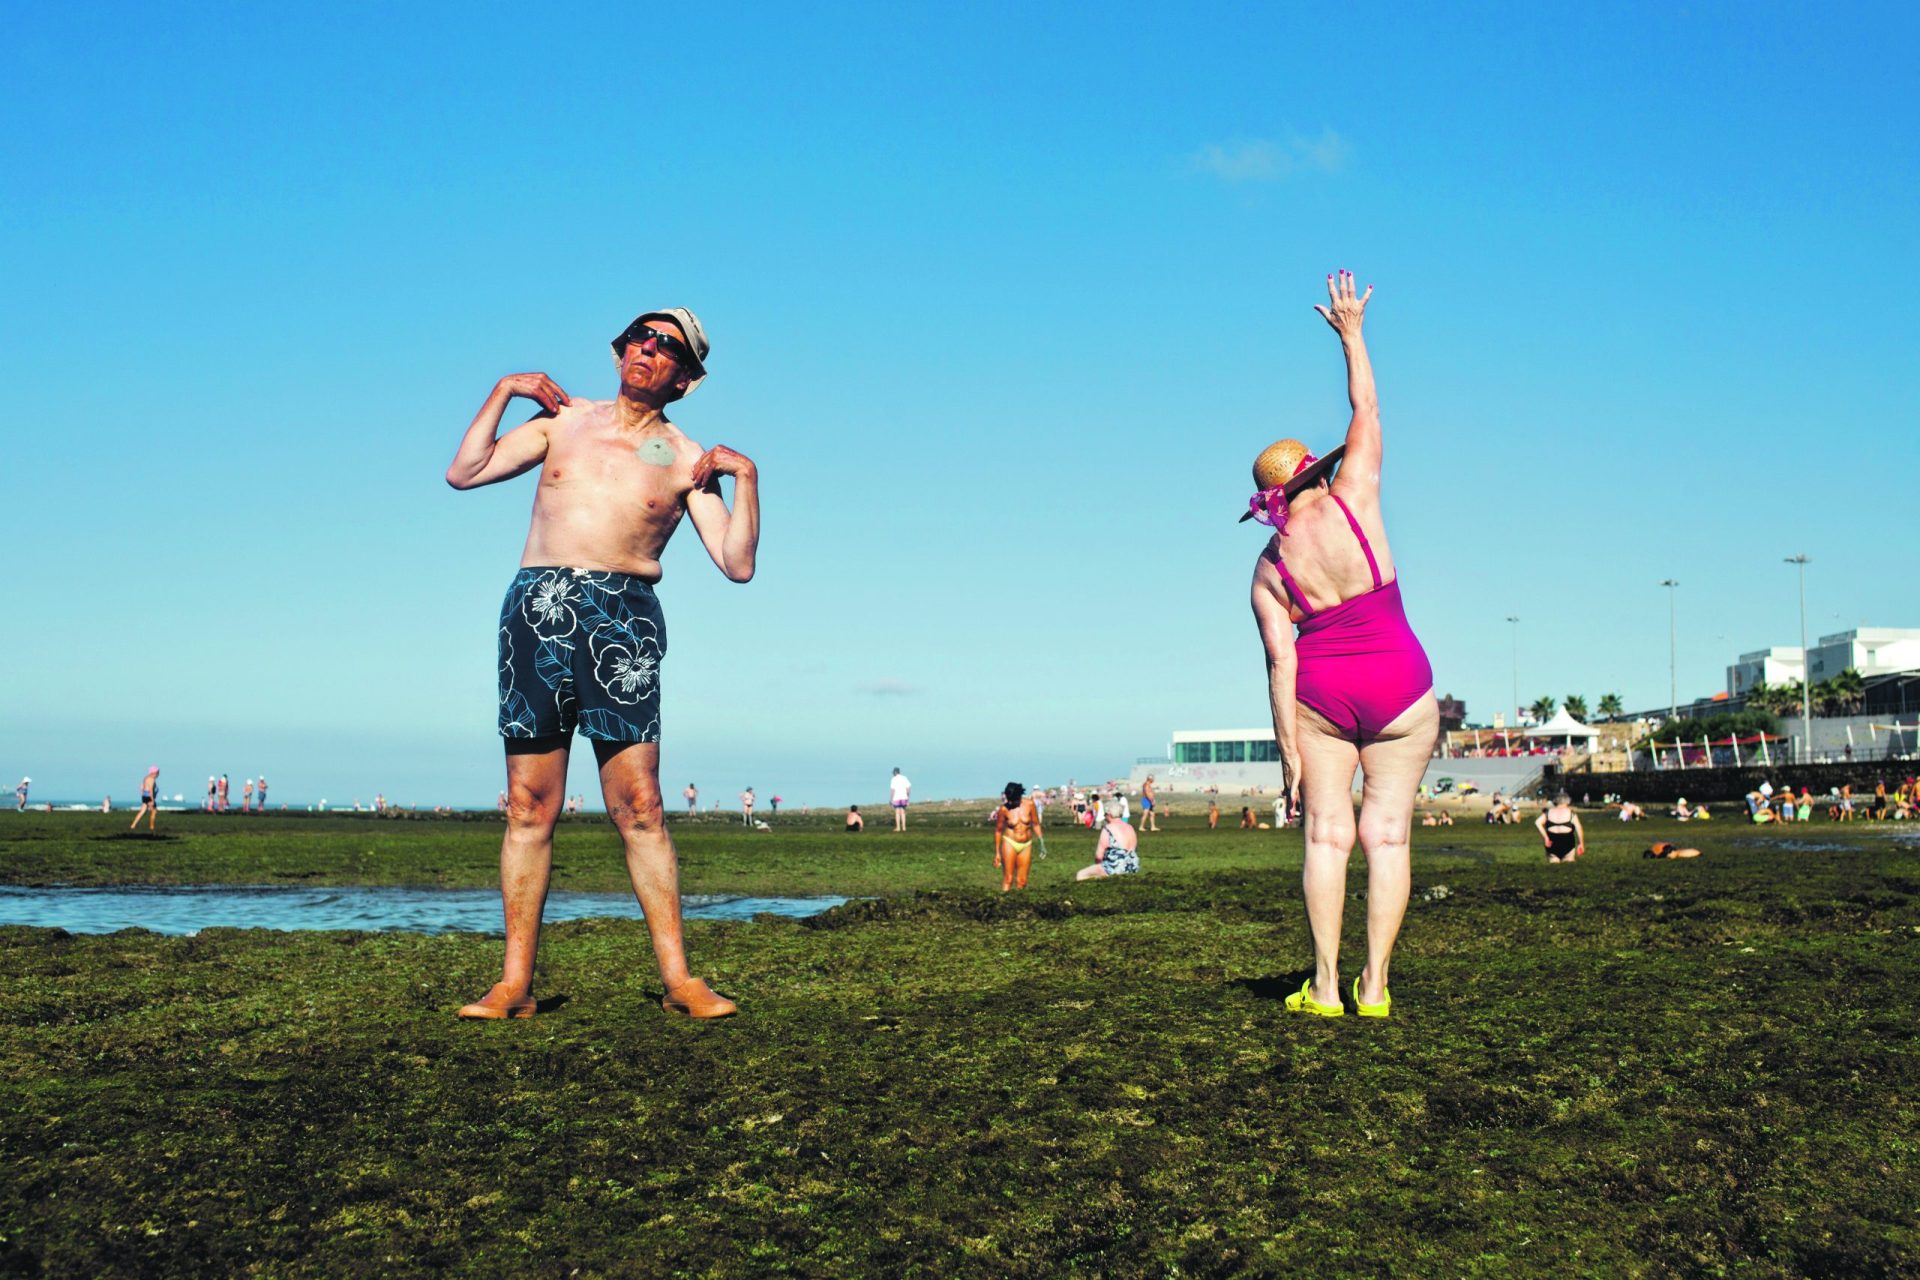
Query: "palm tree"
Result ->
[[1527, 695, 1557, 724], [1770, 679, 1806, 717], [1828, 667, 1866, 715], [1564, 695, 1590, 722], [1597, 693, 1624, 721]]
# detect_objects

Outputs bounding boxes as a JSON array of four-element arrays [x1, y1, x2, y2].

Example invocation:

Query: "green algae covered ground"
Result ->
[[2, 811, 1918, 1277]]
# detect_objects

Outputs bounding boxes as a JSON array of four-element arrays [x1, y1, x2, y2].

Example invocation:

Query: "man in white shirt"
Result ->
[[889, 768, 911, 831]]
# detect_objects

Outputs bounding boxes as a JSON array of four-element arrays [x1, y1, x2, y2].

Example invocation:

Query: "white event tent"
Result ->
[[1519, 708, 1602, 748]]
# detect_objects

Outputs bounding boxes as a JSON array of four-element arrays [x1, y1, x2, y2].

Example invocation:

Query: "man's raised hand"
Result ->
[[497, 372, 571, 415], [1313, 269, 1372, 336], [691, 445, 757, 490]]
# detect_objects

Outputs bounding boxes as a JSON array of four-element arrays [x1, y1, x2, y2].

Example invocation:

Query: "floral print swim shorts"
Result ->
[[497, 567, 666, 743]]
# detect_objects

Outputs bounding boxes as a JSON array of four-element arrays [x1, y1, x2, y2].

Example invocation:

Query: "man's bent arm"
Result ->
[[446, 379, 556, 490], [687, 465, 760, 583]]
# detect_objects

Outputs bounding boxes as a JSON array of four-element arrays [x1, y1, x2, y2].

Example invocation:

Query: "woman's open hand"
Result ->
[[1313, 269, 1371, 337]]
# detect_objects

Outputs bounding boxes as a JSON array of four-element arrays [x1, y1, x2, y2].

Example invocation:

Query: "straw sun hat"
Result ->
[[1236, 440, 1347, 523]]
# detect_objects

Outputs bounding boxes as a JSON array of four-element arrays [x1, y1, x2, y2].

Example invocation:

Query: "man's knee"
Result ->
[[607, 790, 665, 836], [505, 785, 562, 831]]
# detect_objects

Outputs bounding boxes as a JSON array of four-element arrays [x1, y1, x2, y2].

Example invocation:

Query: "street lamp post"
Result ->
[[1506, 616, 1519, 726], [1786, 555, 1812, 762], [1659, 579, 1679, 722]]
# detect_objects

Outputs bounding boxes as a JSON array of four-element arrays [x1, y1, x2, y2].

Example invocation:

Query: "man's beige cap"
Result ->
[[613, 307, 711, 394]]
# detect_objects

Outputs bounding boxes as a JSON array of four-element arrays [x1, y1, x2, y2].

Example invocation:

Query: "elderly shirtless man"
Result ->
[[447, 308, 757, 1020]]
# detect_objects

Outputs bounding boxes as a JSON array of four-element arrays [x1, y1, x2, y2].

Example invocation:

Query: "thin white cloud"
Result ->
[[855, 678, 919, 697], [1190, 129, 1350, 183]]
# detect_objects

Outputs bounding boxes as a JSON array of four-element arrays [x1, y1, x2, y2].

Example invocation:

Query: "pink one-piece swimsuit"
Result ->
[[1268, 495, 1433, 741]]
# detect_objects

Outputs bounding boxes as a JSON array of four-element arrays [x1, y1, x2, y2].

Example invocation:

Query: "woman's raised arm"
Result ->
[[1316, 270, 1381, 503]]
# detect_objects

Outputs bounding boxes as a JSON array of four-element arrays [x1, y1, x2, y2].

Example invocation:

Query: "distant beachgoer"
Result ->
[[206, 776, 216, 811], [257, 776, 268, 810], [992, 782, 1041, 892], [447, 306, 752, 1023], [1674, 797, 1692, 821], [102, 796, 111, 813], [1078, 806, 1139, 880], [14, 777, 26, 811], [129, 766, 160, 831], [770, 795, 781, 815], [1248, 273, 1438, 1020], [890, 768, 911, 831], [243, 778, 255, 813], [1140, 774, 1159, 832], [1208, 799, 1220, 830], [1645, 841, 1701, 859], [845, 805, 863, 833], [1113, 792, 1130, 823], [216, 774, 229, 813], [1239, 806, 1256, 830], [375, 792, 386, 814], [1797, 788, 1813, 822], [741, 787, 756, 826], [684, 783, 698, 814], [1536, 792, 1584, 862]]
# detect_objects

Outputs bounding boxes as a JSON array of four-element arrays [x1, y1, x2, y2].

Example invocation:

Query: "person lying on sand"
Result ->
[[1644, 841, 1701, 859]]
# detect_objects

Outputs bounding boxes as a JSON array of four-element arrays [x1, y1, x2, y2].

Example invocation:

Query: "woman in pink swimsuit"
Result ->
[[1248, 270, 1439, 1019]]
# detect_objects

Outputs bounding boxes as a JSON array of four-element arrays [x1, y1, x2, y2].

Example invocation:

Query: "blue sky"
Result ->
[[4, 2, 1916, 807]]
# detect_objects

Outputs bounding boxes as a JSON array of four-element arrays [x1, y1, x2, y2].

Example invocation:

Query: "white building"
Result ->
[[1807, 628, 1920, 683], [1728, 646, 1804, 696], [1130, 728, 1284, 796]]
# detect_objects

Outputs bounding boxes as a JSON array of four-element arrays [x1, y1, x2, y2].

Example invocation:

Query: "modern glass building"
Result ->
[[1169, 729, 1282, 765]]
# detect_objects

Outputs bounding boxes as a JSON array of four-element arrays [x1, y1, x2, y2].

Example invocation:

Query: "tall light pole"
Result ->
[[1659, 579, 1679, 721], [1505, 616, 1520, 725], [1786, 555, 1812, 761]]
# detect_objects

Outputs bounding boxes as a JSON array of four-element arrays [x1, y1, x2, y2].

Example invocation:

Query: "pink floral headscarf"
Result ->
[[1245, 452, 1319, 533]]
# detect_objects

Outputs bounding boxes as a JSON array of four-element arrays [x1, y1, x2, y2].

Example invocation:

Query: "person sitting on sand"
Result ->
[[845, 805, 863, 834], [992, 781, 1041, 893], [1535, 791, 1584, 862], [1618, 800, 1644, 821], [1077, 804, 1140, 880], [1644, 841, 1701, 859], [1674, 796, 1692, 821], [1239, 805, 1256, 829]]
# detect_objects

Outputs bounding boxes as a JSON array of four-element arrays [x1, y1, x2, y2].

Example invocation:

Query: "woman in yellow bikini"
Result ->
[[993, 782, 1041, 892]]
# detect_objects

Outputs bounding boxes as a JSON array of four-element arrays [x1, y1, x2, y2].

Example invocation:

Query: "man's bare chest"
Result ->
[[539, 434, 691, 518]]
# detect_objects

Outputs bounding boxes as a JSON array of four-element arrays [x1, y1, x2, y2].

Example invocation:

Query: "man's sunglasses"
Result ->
[[617, 322, 697, 367]]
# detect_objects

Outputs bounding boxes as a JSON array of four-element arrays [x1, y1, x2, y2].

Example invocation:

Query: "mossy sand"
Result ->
[[2, 813, 1917, 1276]]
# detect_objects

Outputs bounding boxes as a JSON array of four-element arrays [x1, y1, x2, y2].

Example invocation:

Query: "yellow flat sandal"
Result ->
[[1353, 976, 1391, 1018], [1284, 979, 1345, 1017]]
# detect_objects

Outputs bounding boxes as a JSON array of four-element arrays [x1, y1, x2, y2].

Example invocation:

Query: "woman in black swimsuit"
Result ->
[[1535, 791, 1583, 862]]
